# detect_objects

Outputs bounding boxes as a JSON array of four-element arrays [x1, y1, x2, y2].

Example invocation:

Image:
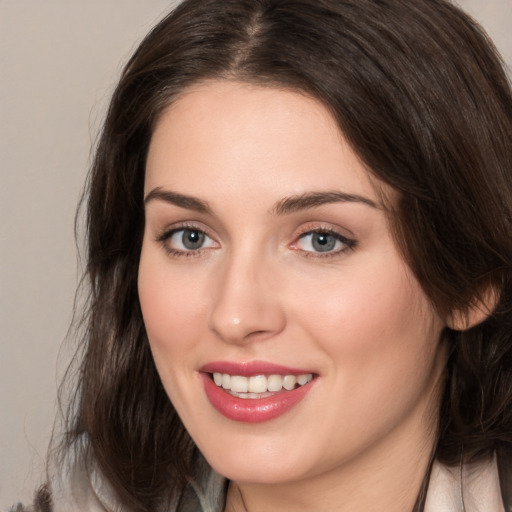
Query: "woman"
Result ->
[[18, 0, 512, 510]]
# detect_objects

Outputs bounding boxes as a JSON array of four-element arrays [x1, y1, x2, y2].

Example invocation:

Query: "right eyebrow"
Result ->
[[271, 190, 379, 215], [144, 187, 212, 214]]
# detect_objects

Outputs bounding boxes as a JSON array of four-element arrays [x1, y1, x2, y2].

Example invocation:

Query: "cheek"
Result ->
[[290, 254, 443, 394], [138, 246, 208, 364], [296, 264, 415, 334], [283, 259, 444, 460], [137, 245, 216, 422]]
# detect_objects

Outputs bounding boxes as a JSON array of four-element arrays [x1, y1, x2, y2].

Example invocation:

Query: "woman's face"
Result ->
[[138, 80, 446, 485]]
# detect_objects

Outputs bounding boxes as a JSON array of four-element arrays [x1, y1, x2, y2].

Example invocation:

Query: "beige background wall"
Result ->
[[0, 2, 176, 506], [1, 0, 511, 507]]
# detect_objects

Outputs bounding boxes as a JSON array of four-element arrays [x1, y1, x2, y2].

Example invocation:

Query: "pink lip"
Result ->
[[200, 360, 312, 376], [199, 361, 316, 423]]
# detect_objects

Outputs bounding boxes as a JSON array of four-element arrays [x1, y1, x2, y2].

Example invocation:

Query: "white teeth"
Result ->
[[249, 375, 268, 393], [283, 375, 297, 391], [230, 375, 248, 393], [211, 372, 313, 394], [267, 374, 283, 392], [297, 374, 310, 386]]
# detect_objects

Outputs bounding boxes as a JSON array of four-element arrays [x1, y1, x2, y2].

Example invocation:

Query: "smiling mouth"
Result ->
[[202, 367, 316, 422], [211, 372, 314, 398]]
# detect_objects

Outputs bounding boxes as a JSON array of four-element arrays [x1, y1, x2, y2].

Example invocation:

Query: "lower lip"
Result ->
[[201, 373, 314, 423]]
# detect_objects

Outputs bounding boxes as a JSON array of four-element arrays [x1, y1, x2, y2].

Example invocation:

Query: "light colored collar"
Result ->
[[424, 453, 504, 512], [52, 442, 504, 512]]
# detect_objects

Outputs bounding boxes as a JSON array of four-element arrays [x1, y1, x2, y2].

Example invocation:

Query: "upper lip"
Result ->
[[200, 360, 315, 376]]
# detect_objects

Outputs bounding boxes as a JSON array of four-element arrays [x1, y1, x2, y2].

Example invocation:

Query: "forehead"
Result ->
[[145, 80, 383, 205]]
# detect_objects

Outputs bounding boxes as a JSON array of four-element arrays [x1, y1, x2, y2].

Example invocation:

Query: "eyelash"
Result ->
[[156, 224, 217, 258], [292, 227, 356, 259], [155, 224, 357, 259]]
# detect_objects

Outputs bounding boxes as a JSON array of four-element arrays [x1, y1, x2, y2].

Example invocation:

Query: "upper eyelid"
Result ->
[[291, 224, 357, 251], [293, 222, 355, 239], [157, 226, 218, 257], [294, 229, 355, 245], [156, 222, 215, 240]]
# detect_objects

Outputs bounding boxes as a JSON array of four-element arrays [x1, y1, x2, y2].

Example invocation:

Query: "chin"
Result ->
[[194, 430, 317, 485], [208, 457, 302, 485]]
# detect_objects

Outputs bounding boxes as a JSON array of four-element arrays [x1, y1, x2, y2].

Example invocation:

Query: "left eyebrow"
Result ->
[[144, 187, 212, 214], [271, 191, 379, 215]]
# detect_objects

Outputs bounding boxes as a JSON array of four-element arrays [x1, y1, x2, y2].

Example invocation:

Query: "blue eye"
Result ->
[[296, 231, 354, 254], [176, 229, 206, 250], [161, 228, 217, 253]]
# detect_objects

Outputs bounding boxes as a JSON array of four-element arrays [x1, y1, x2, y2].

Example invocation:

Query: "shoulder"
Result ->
[[6, 485, 52, 512], [424, 450, 511, 512], [498, 445, 512, 511], [9, 438, 122, 512], [9, 443, 226, 512]]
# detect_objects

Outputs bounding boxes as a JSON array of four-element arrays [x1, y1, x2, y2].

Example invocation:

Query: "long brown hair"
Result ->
[[49, 0, 512, 510]]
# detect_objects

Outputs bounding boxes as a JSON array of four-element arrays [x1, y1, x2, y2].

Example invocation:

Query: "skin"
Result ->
[[138, 80, 447, 511]]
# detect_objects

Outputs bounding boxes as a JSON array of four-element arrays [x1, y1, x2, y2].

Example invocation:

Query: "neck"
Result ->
[[227, 430, 435, 512]]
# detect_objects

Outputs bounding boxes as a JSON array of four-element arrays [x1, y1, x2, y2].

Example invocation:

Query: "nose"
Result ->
[[208, 251, 286, 344]]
